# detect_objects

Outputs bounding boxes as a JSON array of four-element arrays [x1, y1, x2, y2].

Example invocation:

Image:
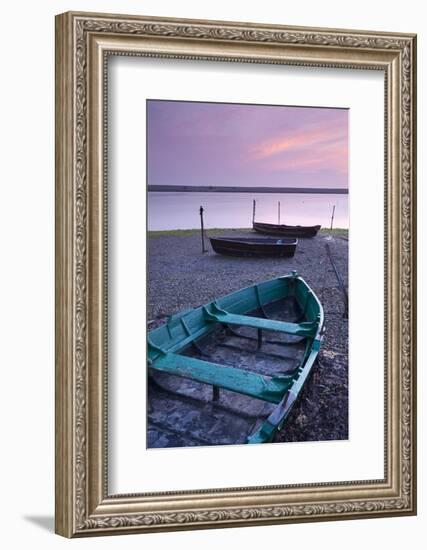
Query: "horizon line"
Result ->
[[148, 185, 348, 195]]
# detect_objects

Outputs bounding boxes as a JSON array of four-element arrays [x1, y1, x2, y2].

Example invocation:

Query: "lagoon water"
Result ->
[[148, 192, 348, 231]]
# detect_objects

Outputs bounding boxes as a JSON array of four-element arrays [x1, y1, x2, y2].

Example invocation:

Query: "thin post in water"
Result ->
[[278, 201, 281, 224], [252, 199, 256, 225], [330, 204, 336, 230], [200, 205, 207, 253]]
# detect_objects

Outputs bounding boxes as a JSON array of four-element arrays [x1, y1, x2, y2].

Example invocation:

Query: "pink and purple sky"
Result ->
[[147, 100, 348, 190]]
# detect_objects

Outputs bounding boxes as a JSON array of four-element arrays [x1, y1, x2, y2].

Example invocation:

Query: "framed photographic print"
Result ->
[[55, 11, 417, 537]]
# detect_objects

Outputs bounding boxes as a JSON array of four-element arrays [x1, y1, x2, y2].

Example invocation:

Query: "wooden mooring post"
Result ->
[[278, 201, 281, 224], [252, 199, 256, 225], [200, 205, 207, 253]]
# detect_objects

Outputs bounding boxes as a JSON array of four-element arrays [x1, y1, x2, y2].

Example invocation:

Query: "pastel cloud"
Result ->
[[147, 100, 348, 189], [251, 117, 348, 175]]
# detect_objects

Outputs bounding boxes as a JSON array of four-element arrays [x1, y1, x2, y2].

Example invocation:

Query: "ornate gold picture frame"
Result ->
[[55, 11, 416, 537]]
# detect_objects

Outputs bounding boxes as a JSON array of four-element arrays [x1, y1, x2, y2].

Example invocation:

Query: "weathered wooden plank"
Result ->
[[203, 303, 317, 337], [247, 344, 320, 444], [150, 352, 292, 403]]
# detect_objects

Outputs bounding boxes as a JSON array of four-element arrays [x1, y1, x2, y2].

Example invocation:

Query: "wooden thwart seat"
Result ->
[[149, 352, 293, 403], [203, 302, 317, 337]]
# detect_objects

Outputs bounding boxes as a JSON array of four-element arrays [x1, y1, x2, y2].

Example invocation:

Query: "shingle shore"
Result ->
[[148, 230, 348, 443]]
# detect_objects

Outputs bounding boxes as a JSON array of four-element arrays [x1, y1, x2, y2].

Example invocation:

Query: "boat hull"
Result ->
[[209, 236, 297, 257], [253, 222, 321, 238], [147, 273, 324, 448]]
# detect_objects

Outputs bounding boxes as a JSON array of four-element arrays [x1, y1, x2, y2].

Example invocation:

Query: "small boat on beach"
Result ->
[[147, 272, 324, 448], [209, 236, 297, 257], [253, 221, 321, 238]]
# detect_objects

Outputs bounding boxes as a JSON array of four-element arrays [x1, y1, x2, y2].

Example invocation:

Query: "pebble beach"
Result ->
[[148, 228, 349, 443]]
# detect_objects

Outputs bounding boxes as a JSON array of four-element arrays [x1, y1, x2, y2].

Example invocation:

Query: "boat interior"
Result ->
[[147, 276, 322, 448]]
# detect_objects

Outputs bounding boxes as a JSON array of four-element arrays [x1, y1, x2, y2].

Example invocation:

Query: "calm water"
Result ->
[[148, 192, 348, 231]]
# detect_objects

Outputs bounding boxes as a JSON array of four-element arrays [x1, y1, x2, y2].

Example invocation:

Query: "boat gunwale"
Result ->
[[209, 236, 298, 245]]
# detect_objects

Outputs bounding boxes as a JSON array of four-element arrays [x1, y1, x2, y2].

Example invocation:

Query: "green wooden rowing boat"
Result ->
[[147, 271, 324, 447]]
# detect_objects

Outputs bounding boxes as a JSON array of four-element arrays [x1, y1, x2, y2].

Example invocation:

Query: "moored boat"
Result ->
[[209, 236, 297, 257], [147, 272, 324, 448], [253, 221, 321, 238]]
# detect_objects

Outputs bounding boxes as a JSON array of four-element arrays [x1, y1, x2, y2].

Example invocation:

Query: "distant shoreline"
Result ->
[[148, 185, 348, 195]]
